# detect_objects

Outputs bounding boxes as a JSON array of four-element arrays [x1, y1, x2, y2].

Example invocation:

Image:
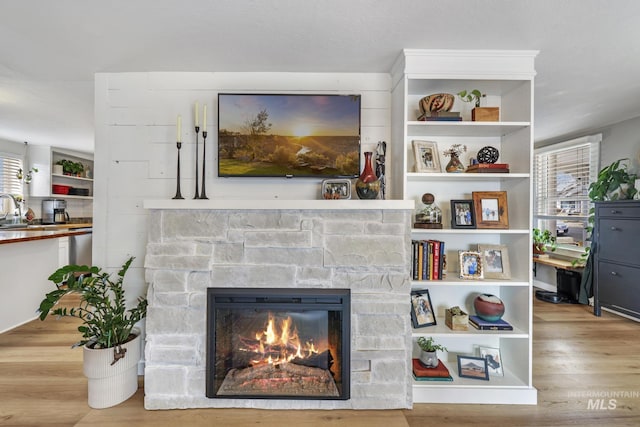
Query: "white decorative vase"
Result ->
[[53, 164, 63, 175], [83, 333, 141, 409]]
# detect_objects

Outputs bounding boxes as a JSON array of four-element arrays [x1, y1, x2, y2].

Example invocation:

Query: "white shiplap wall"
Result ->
[[94, 72, 391, 299]]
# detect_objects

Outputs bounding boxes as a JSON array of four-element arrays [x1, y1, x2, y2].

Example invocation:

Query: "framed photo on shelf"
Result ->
[[321, 179, 351, 200], [472, 191, 509, 229], [458, 250, 483, 280], [412, 140, 441, 173], [478, 244, 511, 279], [450, 199, 476, 229], [457, 355, 489, 380], [410, 289, 437, 328], [479, 346, 504, 377]]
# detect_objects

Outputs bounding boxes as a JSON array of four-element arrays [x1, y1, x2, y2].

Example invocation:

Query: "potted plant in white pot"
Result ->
[[37, 256, 147, 409], [416, 336, 447, 368]]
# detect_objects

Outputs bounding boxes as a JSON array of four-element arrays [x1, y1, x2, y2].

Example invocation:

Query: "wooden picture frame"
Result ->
[[412, 140, 441, 173], [478, 244, 511, 279], [458, 250, 483, 280], [472, 191, 509, 229], [410, 289, 437, 328], [457, 355, 489, 380], [321, 179, 351, 200], [479, 346, 504, 377], [450, 199, 476, 229]]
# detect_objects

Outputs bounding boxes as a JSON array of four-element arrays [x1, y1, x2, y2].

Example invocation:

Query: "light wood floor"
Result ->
[[1, 293, 639, 427]]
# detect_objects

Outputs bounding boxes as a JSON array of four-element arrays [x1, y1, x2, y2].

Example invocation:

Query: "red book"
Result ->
[[431, 240, 440, 280], [412, 358, 451, 378]]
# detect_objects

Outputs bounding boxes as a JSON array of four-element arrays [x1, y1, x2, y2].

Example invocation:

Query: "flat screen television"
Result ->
[[218, 93, 361, 178]]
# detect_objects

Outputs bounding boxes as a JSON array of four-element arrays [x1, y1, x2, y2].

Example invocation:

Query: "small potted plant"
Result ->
[[416, 336, 447, 368], [443, 144, 467, 173], [445, 306, 469, 331], [457, 89, 499, 121], [533, 228, 557, 255], [38, 256, 147, 408]]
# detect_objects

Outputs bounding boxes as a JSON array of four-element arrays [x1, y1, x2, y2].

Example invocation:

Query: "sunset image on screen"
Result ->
[[218, 94, 361, 177]]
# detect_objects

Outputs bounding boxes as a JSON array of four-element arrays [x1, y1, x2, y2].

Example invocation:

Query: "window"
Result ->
[[533, 134, 601, 246], [0, 152, 24, 214]]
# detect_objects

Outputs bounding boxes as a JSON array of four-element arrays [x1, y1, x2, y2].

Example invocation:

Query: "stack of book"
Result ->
[[466, 163, 510, 173], [469, 315, 513, 331], [411, 239, 445, 280], [417, 111, 462, 121], [412, 358, 453, 381]]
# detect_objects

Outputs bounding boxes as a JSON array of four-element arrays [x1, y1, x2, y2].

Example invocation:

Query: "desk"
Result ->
[[533, 256, 583, 270]]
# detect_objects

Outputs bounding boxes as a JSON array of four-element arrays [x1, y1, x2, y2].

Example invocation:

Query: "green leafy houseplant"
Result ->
[[417, 336, 447, 353], [533, 228, 557, 253], [572, 158, 638, 266], [457, 89, 484, 108], [38, 257, 147, 359]]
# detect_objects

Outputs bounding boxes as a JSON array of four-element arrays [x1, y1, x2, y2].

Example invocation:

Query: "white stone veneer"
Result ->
[[143, 207, 413, 410]]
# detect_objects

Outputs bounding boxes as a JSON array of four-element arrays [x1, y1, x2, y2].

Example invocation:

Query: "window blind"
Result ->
[[0, 153, 24, 197], [534, 134, 601, 221]]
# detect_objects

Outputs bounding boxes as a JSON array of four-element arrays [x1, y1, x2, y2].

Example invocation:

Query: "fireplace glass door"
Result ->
[[206, 288, 350, 400]]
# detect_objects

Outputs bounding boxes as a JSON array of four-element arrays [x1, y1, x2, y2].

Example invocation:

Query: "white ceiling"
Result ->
[[1, 0, 640, 153]]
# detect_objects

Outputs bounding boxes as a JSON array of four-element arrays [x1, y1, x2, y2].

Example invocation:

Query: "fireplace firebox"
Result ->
[[206, 288, 351, 400]]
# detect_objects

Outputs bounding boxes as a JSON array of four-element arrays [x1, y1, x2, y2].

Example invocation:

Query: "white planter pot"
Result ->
[[83, 333, 141, 409]]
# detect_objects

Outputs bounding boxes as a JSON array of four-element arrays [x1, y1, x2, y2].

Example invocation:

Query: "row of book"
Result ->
[[411, 239, 445, 281], [412, 358, 453, 381]]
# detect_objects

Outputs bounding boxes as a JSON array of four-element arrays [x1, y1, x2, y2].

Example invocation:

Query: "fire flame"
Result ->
[[245, 313, 319, 366]]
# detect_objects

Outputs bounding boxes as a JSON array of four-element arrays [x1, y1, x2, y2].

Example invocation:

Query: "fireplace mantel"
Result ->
[[143, 199, 414, 211]]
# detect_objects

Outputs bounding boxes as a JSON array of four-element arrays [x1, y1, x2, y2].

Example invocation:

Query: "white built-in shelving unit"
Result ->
[[390, 49, 538, 404], [29, 146, 94, 200]]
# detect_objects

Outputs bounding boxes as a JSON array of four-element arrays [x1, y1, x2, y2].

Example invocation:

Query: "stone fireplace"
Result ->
[[143, 200, 413, 410]]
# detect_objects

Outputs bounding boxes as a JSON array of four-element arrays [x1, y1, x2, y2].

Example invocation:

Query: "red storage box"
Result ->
[[52, 184, 71, 194]]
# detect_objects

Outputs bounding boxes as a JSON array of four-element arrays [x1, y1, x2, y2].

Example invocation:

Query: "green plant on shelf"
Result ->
[[57, 159, 85, 176], [416, 336, 447, 353]]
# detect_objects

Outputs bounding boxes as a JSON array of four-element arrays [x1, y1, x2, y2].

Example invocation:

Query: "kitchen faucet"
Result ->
[[0, 193, 23, 224]]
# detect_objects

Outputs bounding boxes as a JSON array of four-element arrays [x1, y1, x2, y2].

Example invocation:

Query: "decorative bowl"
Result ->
[[473, 293, 505, 322], [419, 93, 455, 113]]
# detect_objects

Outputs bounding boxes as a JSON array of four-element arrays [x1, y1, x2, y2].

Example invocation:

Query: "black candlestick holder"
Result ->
[[172, 141, 184, 199], [193, 125, 200, 199], [200, 130, 209, 199]]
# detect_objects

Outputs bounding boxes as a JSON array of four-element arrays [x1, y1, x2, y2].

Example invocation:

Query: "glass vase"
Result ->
[[355, 152, 380, 199]]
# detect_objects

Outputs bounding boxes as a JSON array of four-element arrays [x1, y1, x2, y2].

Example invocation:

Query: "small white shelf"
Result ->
[[411, 322, 528, 338], [410, 228, 530, 235], [52, 173, 93, 182], [411, 278, 531, 287], [407, 121, 530, 137], [407, 172, 529, 180]]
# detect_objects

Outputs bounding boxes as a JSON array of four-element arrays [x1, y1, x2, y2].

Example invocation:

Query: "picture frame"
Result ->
[[472, 191, 509, 229], [458, 250, 483, 280], [457, 355, 489, 380], [321, 179, 351, 200], [478, 244, 511, 279], [412, 140, 441, 173], [479, 346, 504, 377], [450, 199, 476, 229], [410, 289, 437, 328]]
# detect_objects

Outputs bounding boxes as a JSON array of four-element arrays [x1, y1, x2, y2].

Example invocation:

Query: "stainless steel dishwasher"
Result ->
[[69, 228, 93, 266]]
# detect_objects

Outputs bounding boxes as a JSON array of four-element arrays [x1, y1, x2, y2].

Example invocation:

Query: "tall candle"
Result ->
[[177, 115, 182, 142], [203, 104, 207, 129], [195, 102, 199, 127]]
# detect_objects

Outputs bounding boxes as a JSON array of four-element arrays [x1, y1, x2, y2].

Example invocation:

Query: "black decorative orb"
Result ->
[[477, 146, 499, 164]]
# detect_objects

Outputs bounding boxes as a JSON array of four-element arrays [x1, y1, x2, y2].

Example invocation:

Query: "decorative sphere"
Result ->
[[473, 293, 505, 322]]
